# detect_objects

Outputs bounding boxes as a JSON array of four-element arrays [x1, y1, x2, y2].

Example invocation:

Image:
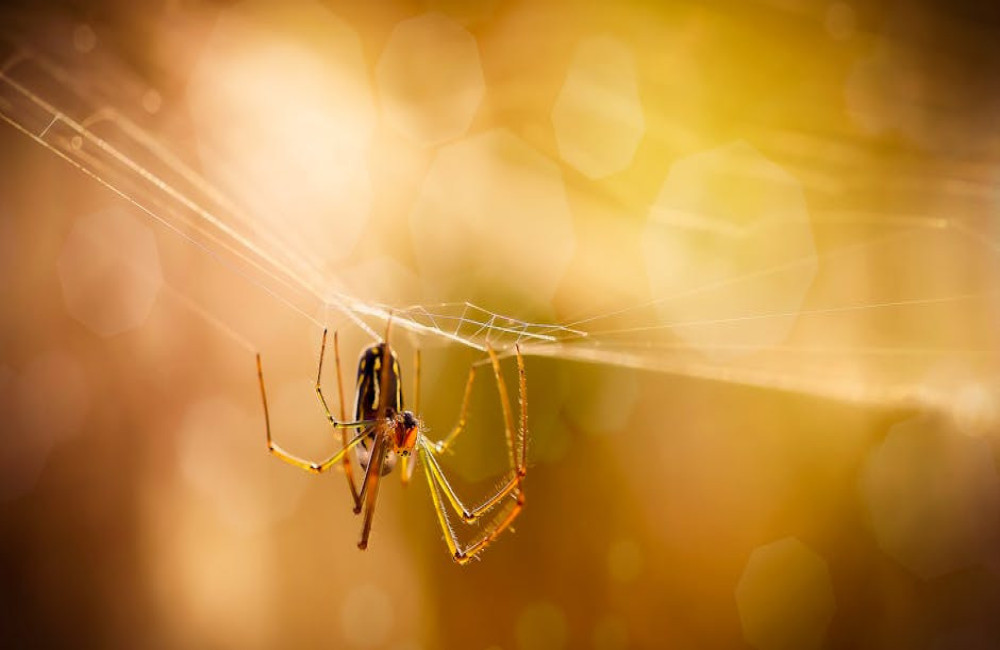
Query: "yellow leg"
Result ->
[[315, 329, 362, 512], [421, 452, 524, 565], [435, 362, 477, 454], [257, 351, 373, 475], [454, 492, 523, 565], [514, 344, 528, 473], [414, 348, 421, 415], [420, 443, 522, 523], [267, 426, 373, 474], [400, 347, 422, 487], [400, 454, 417, 486], [487, 344, 521, 472], [419, 343, 528, 564]]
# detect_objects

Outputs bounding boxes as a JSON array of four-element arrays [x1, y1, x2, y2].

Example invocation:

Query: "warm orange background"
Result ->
[[1, 1, 999, 648]]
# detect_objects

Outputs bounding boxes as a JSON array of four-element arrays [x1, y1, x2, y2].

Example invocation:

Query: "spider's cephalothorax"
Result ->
[[256, 320, 528, 563]]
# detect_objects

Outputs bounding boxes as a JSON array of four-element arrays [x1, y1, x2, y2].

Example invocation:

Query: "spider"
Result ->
[[255, 320, 527, 564]]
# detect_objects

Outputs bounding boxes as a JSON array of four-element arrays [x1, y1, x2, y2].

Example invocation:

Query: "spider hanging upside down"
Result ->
[[255, 319, 527, 564]]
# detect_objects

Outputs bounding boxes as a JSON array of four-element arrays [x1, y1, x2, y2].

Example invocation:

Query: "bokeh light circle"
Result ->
[[376, 12, 485, 146], [187, 0, 375, 268], [409, 128, 576, 306], [860, 413, 1000, 579], [735, 537, 835, 650], [551, 35, 645, 179], [57, 207, 163, 338], [515, 600, 568, 650], [642, 141, 816, 359]]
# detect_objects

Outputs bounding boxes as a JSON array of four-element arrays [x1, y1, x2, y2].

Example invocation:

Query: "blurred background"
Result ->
[[1, 0, 1000, 648]]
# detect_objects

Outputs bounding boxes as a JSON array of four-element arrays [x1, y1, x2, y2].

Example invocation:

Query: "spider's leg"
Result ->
[[401, 348, 422, 487], [358, 430, 389, 550], [421, 440, 522, 522], [433, 344, 523, 462], [357, 331, 397, 549], [258, 352, 373, 475], [488, 343, 526, 473], [419, 344, 528, 564], [315, 329, 362, 512], [420, 445, 524, 566], [422, 344, 528, 518], [515, 344, 528, 475], [400, 453, 418, 486], [434, 361, 477, 454], [414, 348, 421, 414]]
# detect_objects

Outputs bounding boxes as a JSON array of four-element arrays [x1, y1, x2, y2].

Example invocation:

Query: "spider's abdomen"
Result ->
[[354, 343, 404, 420], [353, 343, 404, 475]]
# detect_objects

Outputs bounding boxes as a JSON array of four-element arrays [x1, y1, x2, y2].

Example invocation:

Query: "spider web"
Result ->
[[2, 26, 998, 418], [0, 32, 583, 348]]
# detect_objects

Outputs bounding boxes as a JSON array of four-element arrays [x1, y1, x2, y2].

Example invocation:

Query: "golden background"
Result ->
[[1, 0, 999, 648]]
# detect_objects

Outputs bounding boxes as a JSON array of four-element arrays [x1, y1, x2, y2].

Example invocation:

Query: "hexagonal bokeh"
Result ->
[[58, 207, 163, 337], [409, 128, 575, 306], [187, 0, 374, 267], [641, 141, 816, 359], [845, 41, 922, 141], [376, 12, 485, 146], [735, 537, 835, 650], [843, 5, 996, 154], [551, 36, 645, 179], [860, 413, 1000, 579]]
